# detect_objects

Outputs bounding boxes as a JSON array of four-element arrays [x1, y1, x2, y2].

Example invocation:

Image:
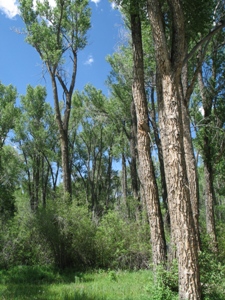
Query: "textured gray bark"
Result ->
[[51, 76, 72, 196], [149, 87, 169, 228], [130, 0, 167, 266], [129, 99, 139, 201], [147, 0, 201, 298], [181, 95, 201, 250]]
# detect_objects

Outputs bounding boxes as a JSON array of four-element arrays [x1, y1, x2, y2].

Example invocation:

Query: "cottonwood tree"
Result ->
[[107, 24, 170, 224], [14, 85, 57, 209], [0, 82, 19, 222], [178, 0, 216, 250], [197, 66, 218, 253], [106, 50, 140, 215], [192, 27, 225, 252], [146, 0, 225, 298], [113, 0, 167, 266], [19, 0, 91, 196], [130, 0, 167, 267], [147, 0, 201, 294], [141, 19, 170, 226], [71, 87, 119, 215], [0, 82, 18, 151]]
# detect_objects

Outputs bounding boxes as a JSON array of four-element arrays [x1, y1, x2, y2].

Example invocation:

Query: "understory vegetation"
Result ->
[[0, 196, 151, 271], [0, 258, 225, 299], [1, 268, 153, 300], [1, 194, 225, 299]]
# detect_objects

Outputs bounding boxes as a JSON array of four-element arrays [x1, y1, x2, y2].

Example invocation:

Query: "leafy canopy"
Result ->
[[19, 0, 91, 68]]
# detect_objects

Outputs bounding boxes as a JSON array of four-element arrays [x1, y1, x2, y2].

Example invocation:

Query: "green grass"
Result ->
[[3, 264, 225, 299], [0, 267, 153, 300]]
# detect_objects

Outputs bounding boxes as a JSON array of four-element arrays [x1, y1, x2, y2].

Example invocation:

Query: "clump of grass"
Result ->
[[0, 265, 61, 284], [108, 270, 117, 282]]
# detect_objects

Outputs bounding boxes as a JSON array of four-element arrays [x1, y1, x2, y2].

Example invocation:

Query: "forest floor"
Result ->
[[0, 267, 159, 300], [1, 264, 224, 299]]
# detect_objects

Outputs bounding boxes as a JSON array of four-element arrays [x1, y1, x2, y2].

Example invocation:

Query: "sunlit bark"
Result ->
[[130, 0, 167, 266], [147, 0, 201, 298]]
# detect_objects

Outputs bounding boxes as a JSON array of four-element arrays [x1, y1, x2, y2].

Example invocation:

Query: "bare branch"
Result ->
[[184, 22, 225, 65]]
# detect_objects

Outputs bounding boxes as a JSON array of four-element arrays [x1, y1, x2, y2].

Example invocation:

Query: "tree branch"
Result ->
[[183, 22, 225, 65]]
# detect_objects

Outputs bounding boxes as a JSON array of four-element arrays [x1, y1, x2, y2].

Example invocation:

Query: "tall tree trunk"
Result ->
[[198, 69, 218, 252], [51, 76, 72, 196], [91, 150, 96, 216], [149, 87, 169, 228], [122, 152, 129, 217], [61, 131, 72, 196], [129, 99, 139, 201], [180, 59, 201, 251], [147, 0, 201, 298], [158, 74, 201, 298], [95, 128, 103, 208], [130, 0, 167, 266], [181, 92, 201, 251], [130, 99, 141, 220], [105, 145, 112, 209], [204, 161, 218, 251], [34, 153, 40, 210], [203, 112, 218, 252], [41, 156, 49, 208], [22, 148, 35, 211]]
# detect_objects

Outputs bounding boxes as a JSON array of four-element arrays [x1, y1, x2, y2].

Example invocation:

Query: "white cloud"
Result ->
[[0, 0, 19, 18], [91, 0, 101, 5], [111, 1, 117, 9], [84, 55, 94, 66], [0, 0, 57, 18], [111, 1, 121, 11]]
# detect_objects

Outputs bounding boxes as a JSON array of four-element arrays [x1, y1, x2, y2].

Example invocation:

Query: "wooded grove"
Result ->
[[1, 0, 225, 299]]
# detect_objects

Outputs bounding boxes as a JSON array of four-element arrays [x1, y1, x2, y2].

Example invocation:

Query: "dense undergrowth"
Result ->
[[1, 196, 225, 299], [0, 267, 164, 300], [0, 258, 225, 300], [0, 197, 151, 271]]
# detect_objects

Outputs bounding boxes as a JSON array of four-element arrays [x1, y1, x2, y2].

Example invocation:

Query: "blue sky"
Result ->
[[0, 0, 124, 105]]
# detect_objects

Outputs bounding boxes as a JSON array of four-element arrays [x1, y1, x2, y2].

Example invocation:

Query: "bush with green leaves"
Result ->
[[0, 145, 23, 223], [33, 197, 96, 270], [0, 193, 96, 270], [217, 222, 225, 264], [0, 196, 52, 268], [199, 251, 225, 299], [144, 263, 178, 300], [95, 210, 151, 270], [144, 280, 178, 300], [0, 265, 61, 284]]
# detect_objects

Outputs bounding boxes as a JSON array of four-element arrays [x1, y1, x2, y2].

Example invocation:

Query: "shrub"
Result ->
[[34, 198, 96, 270], [0, 200, 52, 268], [0, 265, 60, 284], [144, 263, 178, 300], [199, 251, 225, 299], [0, 195, 96, 270], [95, 210, 151, 270]]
